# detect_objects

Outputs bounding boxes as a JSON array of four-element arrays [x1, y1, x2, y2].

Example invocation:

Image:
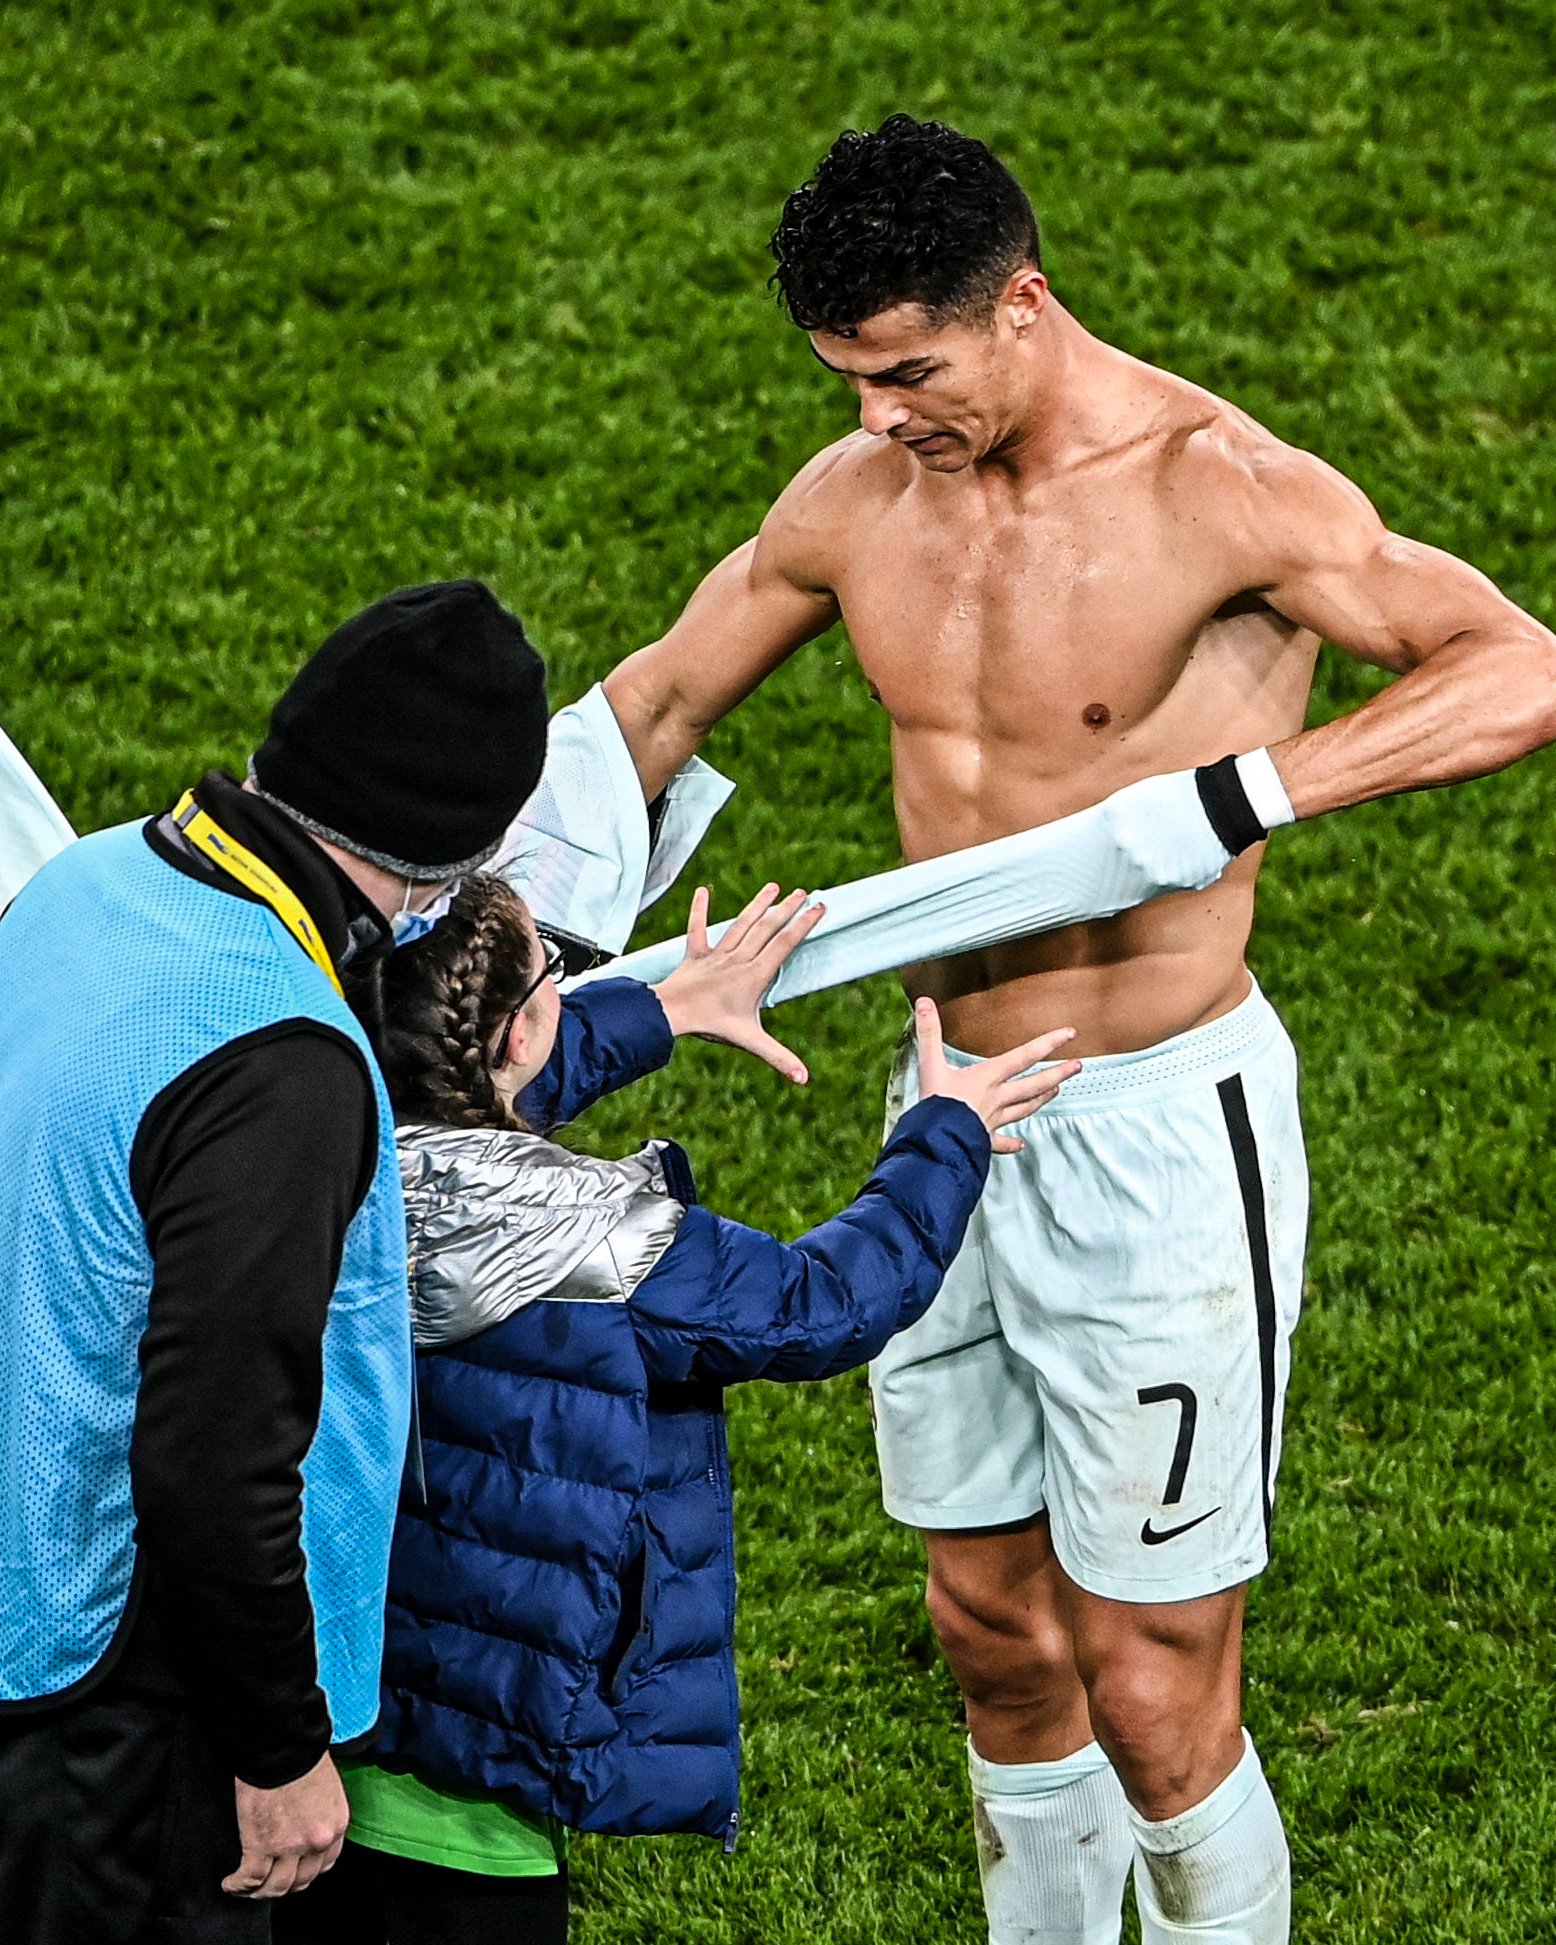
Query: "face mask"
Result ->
[[390, 880, 458, 948]]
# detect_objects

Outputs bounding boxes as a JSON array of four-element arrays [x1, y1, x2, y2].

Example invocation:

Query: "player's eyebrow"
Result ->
[[808, 345, 939, 384]]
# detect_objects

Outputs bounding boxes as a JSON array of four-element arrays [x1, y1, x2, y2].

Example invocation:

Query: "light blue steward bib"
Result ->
[[0, 821, 410, 1741]]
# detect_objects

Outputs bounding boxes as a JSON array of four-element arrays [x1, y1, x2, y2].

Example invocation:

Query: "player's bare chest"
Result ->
[[831, 486, 1215, 728]]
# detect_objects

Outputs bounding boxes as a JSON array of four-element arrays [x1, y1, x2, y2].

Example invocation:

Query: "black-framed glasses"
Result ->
[[486, 938, 567, 1070]]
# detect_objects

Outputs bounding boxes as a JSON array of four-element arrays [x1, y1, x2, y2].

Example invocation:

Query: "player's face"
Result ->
[[808, 299, 1032, 471]]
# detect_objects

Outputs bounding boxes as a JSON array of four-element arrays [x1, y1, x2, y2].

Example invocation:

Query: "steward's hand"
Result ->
[[652, 883, 825, 1084], [223, 1751, 348, 1899], [914, 997, 1080, 1153]]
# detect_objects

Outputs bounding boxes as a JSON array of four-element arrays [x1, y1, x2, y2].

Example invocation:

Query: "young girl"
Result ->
[[278, 874, 1077, 1945]]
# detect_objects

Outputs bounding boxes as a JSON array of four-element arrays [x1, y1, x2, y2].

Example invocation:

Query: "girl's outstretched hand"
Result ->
[[914, 997, 1080, 1153], [652, 883, 826, 1084]]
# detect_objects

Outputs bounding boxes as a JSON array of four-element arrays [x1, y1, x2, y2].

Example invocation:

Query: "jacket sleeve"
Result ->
[[628, 1097, 990, 1385], [518, 978, 675, 1132]]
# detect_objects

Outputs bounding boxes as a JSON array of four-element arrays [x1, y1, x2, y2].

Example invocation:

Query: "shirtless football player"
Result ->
[[603, 116, 1556, 1943]]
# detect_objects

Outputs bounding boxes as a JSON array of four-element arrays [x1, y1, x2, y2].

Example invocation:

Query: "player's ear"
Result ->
[[1005, 267, 1049, 335]]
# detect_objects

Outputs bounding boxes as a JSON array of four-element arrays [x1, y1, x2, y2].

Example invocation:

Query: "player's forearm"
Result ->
[[602, 655, 708, 799], [1270, 622, 1556, 820]]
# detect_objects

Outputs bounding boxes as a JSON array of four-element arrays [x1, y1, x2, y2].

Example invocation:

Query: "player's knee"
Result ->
[[1084, 1661, 1238, 1809], [1087, 1671, 1196, 1796], [924, 1569, 1072, 1703]]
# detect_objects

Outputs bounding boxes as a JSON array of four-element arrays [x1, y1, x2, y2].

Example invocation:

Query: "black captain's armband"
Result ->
[[1194, 756, 1269, 857]]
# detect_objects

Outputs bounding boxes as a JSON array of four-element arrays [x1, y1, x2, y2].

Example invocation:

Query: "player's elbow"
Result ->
[[1497, 622, 1556, 763], [1445, 620, 1556, 775], [1519, 625, 1556, 755], [603, 652, 708, 793], [602, 648, 670, 735]]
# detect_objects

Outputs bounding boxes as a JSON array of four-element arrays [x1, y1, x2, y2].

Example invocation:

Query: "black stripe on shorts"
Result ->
[[1216, 1073, 1278, 1552]]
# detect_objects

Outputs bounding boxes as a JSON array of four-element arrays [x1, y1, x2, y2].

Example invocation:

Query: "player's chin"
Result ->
[[903, 435, 972, 471]]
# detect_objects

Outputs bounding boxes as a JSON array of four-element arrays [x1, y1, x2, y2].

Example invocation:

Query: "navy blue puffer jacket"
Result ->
[[374, 980, 989, 1843]]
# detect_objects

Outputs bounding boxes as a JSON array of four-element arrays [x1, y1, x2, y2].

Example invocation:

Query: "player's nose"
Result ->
[[859, 390, 913, 436]]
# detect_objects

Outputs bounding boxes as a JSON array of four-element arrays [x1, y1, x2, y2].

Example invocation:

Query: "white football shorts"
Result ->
[[869, 978, 1307, 1605]]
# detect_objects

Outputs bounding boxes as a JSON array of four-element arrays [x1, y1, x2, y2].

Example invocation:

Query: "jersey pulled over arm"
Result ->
[[603, 450, 847, 800], [1233, 441, 1556, 818]]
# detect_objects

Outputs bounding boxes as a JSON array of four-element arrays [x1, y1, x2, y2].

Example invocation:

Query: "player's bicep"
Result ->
[[662, 533, 836, 710], [605, 527, 840, 791]]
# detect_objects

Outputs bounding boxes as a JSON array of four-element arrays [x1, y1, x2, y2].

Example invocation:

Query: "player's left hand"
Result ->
[[651, 882, 824, 1084]]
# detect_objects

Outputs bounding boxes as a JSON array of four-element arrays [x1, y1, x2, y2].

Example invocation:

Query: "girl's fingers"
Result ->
[[913, 996, 944, 1082], [985, 1025, 1078, 1083], [685, 885, 711, 956], [719, 881, 782, 954], [746, 887, 812, 956], [1004, 1057, 1083, 1106], [993, 1059, 1082, 1123], [736, 1025, 809, 1085], [990, 1132, 1026, 1155], [754, 896, 825, 972]]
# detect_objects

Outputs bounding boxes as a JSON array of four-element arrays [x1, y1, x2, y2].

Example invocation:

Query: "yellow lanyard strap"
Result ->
[[172, 790, 343, 997]]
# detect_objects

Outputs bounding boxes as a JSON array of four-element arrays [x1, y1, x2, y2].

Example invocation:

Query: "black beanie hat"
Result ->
[[249, 580, 548, 879]]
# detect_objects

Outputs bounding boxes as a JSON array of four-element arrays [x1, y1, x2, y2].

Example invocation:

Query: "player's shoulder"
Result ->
[[1131, 361, 1385, 576], [756, 431, 897, 579], [1144, 365, 1372, 518], [771, 429, 899, 520]]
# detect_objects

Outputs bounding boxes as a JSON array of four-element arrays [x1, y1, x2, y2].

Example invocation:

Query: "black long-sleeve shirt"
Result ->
[[99, 771, 391, 1786]]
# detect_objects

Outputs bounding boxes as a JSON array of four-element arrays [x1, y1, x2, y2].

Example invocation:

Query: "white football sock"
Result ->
[[967, 1738, 1133, 1945], [1129, 1732, 1289, 1941]]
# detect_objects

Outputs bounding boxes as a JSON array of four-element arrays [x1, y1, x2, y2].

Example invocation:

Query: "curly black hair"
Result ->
[[769, 114, 1041, 336], [371, 873, 540, 1130]]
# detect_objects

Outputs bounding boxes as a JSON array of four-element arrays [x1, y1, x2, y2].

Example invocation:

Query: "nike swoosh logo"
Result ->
[[1140, 1507, 1221, 1546]]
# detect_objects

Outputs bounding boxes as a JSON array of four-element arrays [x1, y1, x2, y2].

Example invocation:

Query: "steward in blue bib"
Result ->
[[0, 580, 552, 1945], [0, 776, 411, 1767]]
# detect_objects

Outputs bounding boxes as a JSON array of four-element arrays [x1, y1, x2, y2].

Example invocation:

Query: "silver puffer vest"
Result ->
[[397, 1122, 686, 1349]]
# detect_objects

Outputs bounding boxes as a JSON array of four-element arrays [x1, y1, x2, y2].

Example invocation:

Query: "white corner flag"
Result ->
[[0, 726, 76, 911]]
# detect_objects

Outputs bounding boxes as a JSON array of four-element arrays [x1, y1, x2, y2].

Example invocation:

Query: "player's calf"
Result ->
[[925, 1556, 1096, 1773], [1128, 1733, 1289, 1944], [924, 1529, 1134, 1945], [1067, 1591, 1287, 1942]]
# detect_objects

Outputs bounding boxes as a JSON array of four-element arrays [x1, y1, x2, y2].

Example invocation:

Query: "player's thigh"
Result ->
[[923, 1513, 1063, 1628], [998, 1049, 1306, 1607]]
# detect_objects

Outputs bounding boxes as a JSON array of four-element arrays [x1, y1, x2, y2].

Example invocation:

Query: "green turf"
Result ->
[[5, 2, 1556, 1936]]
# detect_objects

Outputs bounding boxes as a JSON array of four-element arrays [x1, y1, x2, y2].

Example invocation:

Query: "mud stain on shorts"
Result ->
[[972, 1793, 1006, 1870]]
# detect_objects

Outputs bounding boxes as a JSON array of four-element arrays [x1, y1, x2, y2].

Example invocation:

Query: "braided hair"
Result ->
[[374, 872, 540, 1129]]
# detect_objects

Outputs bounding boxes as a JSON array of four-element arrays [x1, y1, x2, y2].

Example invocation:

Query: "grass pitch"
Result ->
[[5, 3, 1556, 1937]]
